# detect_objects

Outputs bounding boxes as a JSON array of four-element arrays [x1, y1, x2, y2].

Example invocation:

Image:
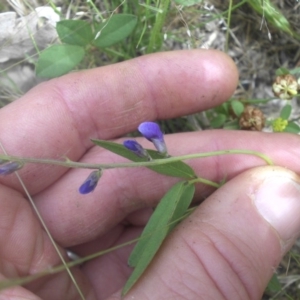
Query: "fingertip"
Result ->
[[131, 49, 239, 117], [193, 49, 239, 109], [251, 166, 300, 252], [208, 49, 239, 95], [188, 166, 300, 296]]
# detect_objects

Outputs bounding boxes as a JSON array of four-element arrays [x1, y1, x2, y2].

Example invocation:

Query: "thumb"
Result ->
[[123, 166, 300, 300]]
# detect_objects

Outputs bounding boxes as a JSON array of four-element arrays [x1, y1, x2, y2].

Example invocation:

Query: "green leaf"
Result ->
[[222, 102, 230, 114], [275, 67, 290, 76], [210, 114, 227, 128], [123, 181, 195, 295], [56, 20, 93, 46], [91, 139, 196, 179], [290, 67, 300, 75], [36, 44, 85, 78], [231, 100, 244, 117], [242, 98, 271, 104], [93, 14, 137, 48], [280, 104, 292, 120], [173, 0, 202, 6], [266, 274, 281, 293], [284, 122, 300, 133], [214, 103, 229, 115], [223, 119, 240, 130]]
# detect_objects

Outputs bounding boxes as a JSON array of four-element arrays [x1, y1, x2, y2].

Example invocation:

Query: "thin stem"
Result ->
[[0, 144, 85, 300], [0, 238, 138, 290], [189, 177, 220, 188], [87, 0, 104, 21], [0, 149, 273, 171], [0, 206, 199, 290], [15, 172, 86, 299]]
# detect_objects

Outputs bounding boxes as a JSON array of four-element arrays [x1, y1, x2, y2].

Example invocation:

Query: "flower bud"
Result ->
[[123, 140, 150, 159], [272, 117, 288, 132], [0, 161, 23, 175], [138, 122, 167, 154], [79, 169, 102, 194]]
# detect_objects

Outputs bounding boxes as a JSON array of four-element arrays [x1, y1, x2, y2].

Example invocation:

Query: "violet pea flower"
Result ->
[[0, 161, 23, 175], [79, 169, 102, 194], [123, 140, 149, 159], [138, 122, 167, 154]]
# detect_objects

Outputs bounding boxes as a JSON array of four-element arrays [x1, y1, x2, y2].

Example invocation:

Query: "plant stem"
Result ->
[[0, 149, 273, 171], [189, 177, 220, 188], [0, 238, 138, 290]]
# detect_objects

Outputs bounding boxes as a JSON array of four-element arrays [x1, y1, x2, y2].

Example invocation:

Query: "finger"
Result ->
[[0, 184, 94, 300], [119, 166, 300, 300], [0, 50, 238, 194], [34, 130, 300, 247]]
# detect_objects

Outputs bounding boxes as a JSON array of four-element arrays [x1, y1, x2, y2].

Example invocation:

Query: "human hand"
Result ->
[[1, 50, 300, 300]]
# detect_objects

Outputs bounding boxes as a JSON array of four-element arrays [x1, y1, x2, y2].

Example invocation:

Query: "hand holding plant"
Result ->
[[1, 50, 300, 299]]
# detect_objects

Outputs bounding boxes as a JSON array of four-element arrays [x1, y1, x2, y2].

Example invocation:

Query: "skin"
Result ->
[[1, 50, 300, 299]]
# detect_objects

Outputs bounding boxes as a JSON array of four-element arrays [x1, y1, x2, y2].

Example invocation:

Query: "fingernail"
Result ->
[[254, 175, 300, 248]]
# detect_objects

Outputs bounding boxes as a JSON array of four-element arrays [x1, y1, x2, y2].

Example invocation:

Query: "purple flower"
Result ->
[[123, 140, 149, 158], [138, 122, 167, 154], [79, 170, 102, 194], [0, 161, 23, 175]]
